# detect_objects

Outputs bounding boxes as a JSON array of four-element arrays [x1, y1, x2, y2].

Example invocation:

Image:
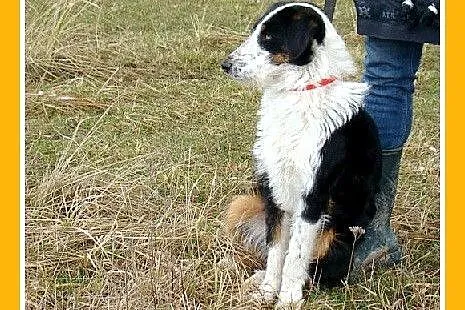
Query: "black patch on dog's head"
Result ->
[[257, 4, 325, 66], [252, 2, 289, 30]]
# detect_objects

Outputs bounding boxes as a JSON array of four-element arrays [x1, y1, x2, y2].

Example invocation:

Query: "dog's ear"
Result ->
[[252, 1, 289, 30], [258, 5, 326, 66], [285, 6, 325, 66]]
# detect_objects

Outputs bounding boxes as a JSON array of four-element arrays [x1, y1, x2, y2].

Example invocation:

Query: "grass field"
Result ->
[[25, 0, 440, 308]]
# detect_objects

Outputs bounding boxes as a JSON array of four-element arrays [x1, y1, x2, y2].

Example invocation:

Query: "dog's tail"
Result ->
[[225, 195, 268, 260], [225, 195, 340, 262]]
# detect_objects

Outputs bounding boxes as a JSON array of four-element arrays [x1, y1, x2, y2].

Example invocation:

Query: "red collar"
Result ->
[[293, 76, 337, 91]]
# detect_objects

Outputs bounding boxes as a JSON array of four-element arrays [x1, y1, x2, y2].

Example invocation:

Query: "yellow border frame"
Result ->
[[1, 1, 19, 308], [11, 0, 451, 309], [446, 0, 458, 309]]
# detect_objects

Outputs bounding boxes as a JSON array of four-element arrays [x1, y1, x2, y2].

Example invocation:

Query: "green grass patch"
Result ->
[[26, 0, 440, 308]]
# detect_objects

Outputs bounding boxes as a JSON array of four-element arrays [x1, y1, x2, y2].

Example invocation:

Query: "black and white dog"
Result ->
[[222, 2, 381, 307]]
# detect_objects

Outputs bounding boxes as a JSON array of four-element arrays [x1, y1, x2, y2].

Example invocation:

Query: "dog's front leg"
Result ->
[[277, 214, 326, 307], [254, 213, 291, 300]]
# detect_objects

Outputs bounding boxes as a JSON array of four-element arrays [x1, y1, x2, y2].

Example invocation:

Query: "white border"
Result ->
[[17, 1, 445, 309], [20, 0, 25, 308], [439, 0, 445, 309]]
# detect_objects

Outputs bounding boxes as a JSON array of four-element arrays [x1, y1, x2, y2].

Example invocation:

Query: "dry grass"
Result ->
[[25, 0, 440, 309]]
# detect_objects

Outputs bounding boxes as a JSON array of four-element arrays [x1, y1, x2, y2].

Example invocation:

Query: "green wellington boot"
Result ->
[[352, 149, 403, 272]]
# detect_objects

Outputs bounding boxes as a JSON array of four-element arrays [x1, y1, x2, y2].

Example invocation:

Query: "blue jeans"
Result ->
[[363, 37, 423, 151]]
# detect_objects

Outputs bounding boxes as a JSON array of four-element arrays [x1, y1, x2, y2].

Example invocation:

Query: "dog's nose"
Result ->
[[221, 59, 233, 73]]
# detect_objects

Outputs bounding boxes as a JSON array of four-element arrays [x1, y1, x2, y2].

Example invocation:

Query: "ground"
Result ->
[[25, 0, 440, 309]]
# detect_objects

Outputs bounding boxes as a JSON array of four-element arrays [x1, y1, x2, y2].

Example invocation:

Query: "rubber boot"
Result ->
[[352, 149, 403, 272]]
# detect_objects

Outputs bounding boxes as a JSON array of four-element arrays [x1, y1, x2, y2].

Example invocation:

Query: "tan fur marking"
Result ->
[[312, 228, 337, 260], [225, 195, 264, 234], [225, 195, 267, 268], [271, 53, 290, 64]]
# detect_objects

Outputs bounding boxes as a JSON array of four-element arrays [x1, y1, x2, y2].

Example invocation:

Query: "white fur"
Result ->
[[278, 218, 322, 304], [428, 3, 438, 15], [257, 213, 291, 299], [402, 0, 414, 8], [254, 82, 368, 214], [225, 3, 368, 306]]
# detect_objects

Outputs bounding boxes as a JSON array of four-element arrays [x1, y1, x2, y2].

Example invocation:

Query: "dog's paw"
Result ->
[[249, 281, 278, 302], [276, 282, 304, 308], [275, 297, 304, 310]]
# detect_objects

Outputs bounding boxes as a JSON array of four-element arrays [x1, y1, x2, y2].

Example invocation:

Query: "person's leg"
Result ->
[[353, 36, 423, 271]]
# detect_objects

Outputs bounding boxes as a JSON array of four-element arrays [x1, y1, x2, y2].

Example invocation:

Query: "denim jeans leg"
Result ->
[[352, 37, 424, 272], [363, 36, 423, 151]]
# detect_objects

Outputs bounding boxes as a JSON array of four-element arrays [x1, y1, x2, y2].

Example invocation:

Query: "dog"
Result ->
[[221, 2, 381, 307]]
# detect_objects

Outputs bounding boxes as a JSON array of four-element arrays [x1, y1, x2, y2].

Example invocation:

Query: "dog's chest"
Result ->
[[253, 95, 330, 212]]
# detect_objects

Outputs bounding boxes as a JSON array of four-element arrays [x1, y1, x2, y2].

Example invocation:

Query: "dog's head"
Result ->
[[221, 2, 355, 89]]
